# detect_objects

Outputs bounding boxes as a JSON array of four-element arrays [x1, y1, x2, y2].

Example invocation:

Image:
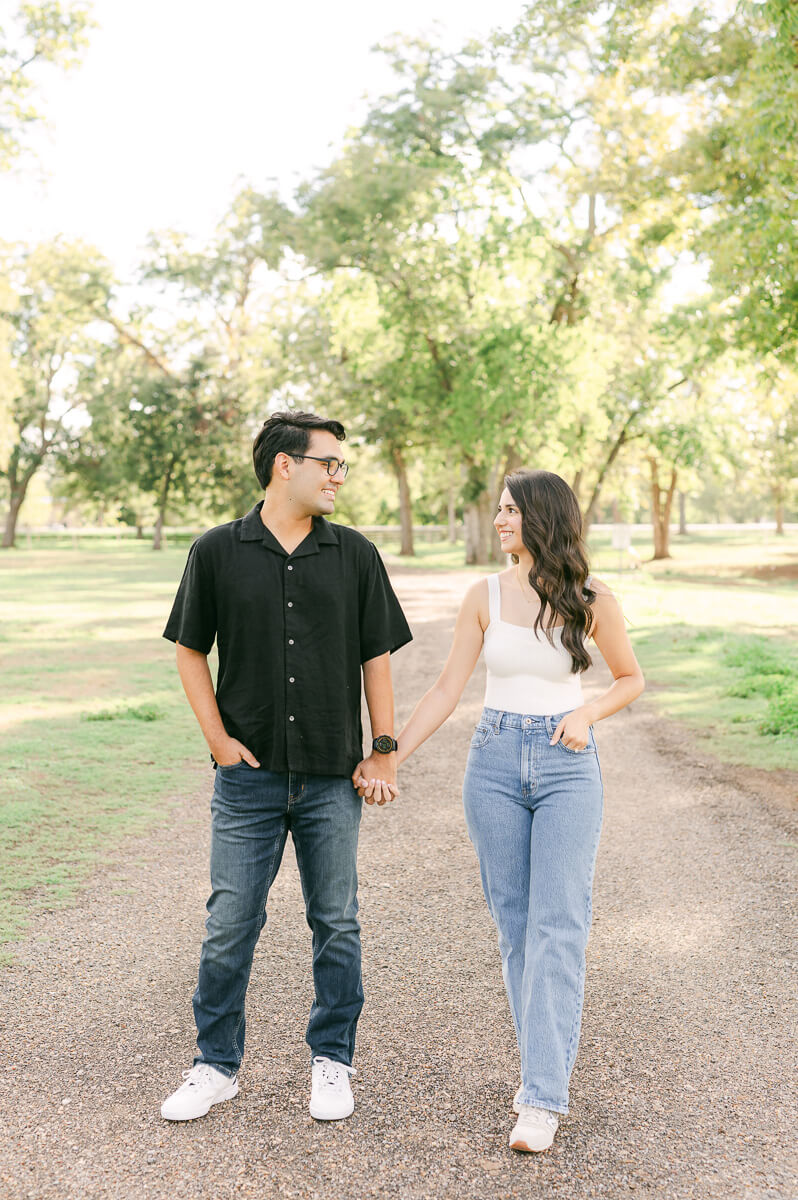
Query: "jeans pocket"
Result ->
[[216, 759, 250, 771], [470, 724, 494, 750], [556, 730, 596, 755]]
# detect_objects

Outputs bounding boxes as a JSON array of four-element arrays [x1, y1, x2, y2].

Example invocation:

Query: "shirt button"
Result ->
[[287, 565, 293, 571], [288, 639, 294, 645], [287, 601, 293, 607], [289, 715, 295, 722], [289, 677, 295, 683]]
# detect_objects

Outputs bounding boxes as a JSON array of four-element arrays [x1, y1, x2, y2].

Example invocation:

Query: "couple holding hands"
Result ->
[[160, 410, 644, 1154]]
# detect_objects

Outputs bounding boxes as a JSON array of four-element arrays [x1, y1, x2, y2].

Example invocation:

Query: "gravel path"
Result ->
[[1, 568, 796, 1200]]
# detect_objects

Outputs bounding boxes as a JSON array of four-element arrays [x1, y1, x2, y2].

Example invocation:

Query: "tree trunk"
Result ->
[[677, 490, 688, 535], [136, 523, 144, 540], [581, 421, 635, 538], [465, 491, 502, 564], [571, 468, 583, 502], [152, 461, 175, 551], [2, 458, 39, 549], [390, 447, 414, 557], [464, 457, 510, 565], [647, 457, 678, 560], [447, 483, 458, 543], [773, 484, 785, 535], [2, 489, 26, 549]]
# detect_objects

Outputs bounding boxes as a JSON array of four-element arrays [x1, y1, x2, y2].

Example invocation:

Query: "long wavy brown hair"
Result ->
[[504, 469, 596, 673]]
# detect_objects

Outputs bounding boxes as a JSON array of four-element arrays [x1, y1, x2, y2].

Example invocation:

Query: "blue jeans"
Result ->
[[192, 766, 363, 1076], [462, 708, 604, 1115]]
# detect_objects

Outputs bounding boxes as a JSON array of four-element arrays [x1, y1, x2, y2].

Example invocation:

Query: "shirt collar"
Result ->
[[240, 501, 339, 556]]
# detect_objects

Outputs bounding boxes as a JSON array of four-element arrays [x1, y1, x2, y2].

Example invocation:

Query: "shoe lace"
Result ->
[[313, 1056, 356, 1090], [181, 1064, 221, 1088], [519, 1104, 558, 1128]]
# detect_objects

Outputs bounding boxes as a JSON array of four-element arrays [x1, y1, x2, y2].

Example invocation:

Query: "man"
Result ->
[[160, 411, 411, 1123]]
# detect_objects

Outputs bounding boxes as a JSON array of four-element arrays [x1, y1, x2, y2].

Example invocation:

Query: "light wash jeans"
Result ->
[[462, 707, 604, 1115], [192, 765, 363, 1077]]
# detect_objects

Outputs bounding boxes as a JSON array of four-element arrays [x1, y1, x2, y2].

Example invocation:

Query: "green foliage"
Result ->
[[0, 239, 113, 545], [760, 689, 798, 737], [83, 703, 163, 722], [4, 1, 798, 553], [717, 635, 798, 737], [0, 2, 94, 168]]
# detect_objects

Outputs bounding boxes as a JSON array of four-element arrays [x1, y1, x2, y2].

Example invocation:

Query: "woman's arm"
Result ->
[[550, 581, 645, 750], [396, 580, 487, 766]]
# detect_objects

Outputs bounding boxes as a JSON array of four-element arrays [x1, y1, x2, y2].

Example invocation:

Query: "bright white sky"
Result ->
[[1, 0, 524, 279]]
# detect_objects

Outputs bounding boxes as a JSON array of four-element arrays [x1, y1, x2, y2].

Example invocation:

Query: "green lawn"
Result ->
[[0, 545, 208, 958], [382, 527, 798, 772], [1, 528, 796, 958]]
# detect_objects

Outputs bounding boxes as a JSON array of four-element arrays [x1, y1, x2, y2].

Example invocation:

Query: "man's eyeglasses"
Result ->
[[290, 454, 349, 479]]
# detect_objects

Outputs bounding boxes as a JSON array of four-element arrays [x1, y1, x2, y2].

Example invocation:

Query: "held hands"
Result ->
[[549, 708, 592, 752], [211, 735, 260, 768], [351, 753, 399, 807]]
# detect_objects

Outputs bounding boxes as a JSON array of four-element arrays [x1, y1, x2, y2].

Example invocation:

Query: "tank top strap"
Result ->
[[487, 573, 501, 624]]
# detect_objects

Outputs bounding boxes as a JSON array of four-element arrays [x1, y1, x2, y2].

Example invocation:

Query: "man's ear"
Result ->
[[273, 451, 292, 480]]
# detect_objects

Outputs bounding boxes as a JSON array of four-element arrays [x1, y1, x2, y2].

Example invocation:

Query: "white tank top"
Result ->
[[483, 573, 586, 715]]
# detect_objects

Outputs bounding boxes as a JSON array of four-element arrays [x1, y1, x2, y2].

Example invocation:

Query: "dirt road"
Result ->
[[1, 568, 796, 1199]]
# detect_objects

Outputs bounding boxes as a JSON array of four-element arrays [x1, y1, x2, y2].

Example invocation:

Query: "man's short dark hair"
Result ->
[[252, 411, 346, 490]]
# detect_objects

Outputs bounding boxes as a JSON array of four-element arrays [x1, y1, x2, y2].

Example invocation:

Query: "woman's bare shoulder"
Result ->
[[587, 574, 616, 599], [462, 575, 492, 630]]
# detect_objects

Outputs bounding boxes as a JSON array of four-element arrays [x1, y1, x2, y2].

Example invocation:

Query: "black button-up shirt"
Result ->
[[163, 501, 412, 777]]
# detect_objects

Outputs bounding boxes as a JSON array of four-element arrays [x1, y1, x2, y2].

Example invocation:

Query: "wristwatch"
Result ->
[[372, 735, 398, 754]]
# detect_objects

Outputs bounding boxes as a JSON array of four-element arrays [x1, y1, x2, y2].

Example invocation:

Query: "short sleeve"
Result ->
[[163, 539, 217, 654], [358, 543, 413, 663]]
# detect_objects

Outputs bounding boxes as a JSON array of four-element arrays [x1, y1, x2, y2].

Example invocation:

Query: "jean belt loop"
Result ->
[[494, 710, 503, 733]]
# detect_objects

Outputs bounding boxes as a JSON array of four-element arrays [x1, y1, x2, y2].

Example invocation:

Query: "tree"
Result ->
[[293, 48, 578, 563], [0, 1, 94, 168], [0, 239, 111, 548], [737, 364, 798, 534], [666, 1, 798, 364]]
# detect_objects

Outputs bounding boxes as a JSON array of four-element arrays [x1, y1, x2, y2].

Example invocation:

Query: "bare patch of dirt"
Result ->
[[747, 561, 798, 582]]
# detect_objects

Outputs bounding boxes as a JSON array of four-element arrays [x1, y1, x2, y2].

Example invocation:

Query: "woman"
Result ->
[[393, 470, 644, 1152]]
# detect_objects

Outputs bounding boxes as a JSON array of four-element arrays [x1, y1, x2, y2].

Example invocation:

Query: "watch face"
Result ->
[[373, 735, 396, 754]]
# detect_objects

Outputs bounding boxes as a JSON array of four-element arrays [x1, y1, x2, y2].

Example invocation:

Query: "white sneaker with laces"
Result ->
[[309, 1055, 356, 1120], [160, 1063, 239, 1121], [509, 1104, 559, 1152]]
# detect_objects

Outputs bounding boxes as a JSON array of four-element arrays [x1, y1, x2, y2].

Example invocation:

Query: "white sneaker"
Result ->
[[512, 1084, 523, 1114], [160, 1063, 239, 1121], [509, 1104, 559, 1152], [309, 1055, 355, 1120]]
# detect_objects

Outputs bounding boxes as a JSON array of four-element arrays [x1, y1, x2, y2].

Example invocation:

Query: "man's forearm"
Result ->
[[176, 643, 228, 750], [362, 652, 395, 740]]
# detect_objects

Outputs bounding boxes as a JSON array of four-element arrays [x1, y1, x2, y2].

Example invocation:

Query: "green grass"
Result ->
[[600, 565, 798, 772], [382, 527, 798, 771], [0, 545, 209, 959], [1, 527, 796, 958]]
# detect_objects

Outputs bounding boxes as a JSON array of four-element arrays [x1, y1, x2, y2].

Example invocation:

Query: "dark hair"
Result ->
[[252, 410, 346, 489], [504, 469, 596, 673]]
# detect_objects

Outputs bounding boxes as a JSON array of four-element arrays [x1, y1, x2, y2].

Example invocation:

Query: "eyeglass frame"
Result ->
[[287, 453, 349, 479]]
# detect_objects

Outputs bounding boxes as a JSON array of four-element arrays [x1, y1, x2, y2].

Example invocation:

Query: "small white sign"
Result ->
[[611, 523, 632, 550]]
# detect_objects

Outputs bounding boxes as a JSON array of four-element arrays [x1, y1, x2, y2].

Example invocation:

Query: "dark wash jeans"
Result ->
[[192, 765, 364, 1076]]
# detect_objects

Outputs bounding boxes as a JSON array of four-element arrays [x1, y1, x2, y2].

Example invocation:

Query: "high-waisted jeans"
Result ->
[[462, 707, 604, 1115], [192, 765, 364, 1076]]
